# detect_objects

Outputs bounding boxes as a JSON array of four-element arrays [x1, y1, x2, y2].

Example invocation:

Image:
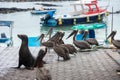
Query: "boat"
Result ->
[[0, 21, 13, 47], [31, 9, 56, 15], [40, 0, 109, 27]]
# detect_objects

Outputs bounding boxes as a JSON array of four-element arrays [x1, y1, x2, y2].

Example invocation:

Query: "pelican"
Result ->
[[107, 31, 120, 49], [62, 44, 77, 55], [38, 33, 54, 48], [57, 32, 65, 45], [44, 31, 62, 43], [53, 42, 70, 61], [53, 33, 70, 61], [66, 30, 91, 50], [61, 32, 77, 54], [56, 31, 77, 55], [82, 31, 99, 46], [45, 27, 53, 39], [37, 31, 62, 48]]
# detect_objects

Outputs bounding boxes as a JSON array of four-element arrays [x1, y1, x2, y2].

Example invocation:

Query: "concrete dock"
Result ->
[[0, 46, 120, 80]]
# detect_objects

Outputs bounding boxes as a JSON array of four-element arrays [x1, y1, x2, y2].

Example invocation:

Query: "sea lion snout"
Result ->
[[17, 34, 28, 40], [17, 34, 21, 38]]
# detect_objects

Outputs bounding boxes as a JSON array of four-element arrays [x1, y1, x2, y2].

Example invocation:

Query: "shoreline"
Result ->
[[0, 7, 34, 14]]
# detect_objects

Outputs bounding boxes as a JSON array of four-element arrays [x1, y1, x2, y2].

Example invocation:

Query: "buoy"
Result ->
[[86, 16, 90, 22], [98, 14, 101, 20], [105, 12, 109, 16], [73, 19, 76, 25], [58, 18, 62, 25]]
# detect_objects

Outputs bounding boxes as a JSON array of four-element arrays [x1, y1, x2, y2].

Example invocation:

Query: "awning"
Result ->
[[0, 21, 13, 27], [72, 23, 106, 30]]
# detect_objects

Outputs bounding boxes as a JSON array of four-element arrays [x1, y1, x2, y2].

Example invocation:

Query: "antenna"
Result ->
[[111, 7, 113, 32]]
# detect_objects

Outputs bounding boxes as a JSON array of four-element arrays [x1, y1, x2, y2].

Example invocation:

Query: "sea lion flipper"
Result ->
[[11, 66, 20, 69]]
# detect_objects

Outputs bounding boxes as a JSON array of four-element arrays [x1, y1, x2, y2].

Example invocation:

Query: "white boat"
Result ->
[[40, 0, 109, 27]]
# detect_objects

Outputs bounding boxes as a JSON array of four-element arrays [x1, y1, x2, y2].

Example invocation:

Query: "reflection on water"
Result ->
[[0, 1, 120, 46]]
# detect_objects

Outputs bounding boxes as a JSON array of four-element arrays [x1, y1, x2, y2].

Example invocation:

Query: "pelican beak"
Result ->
[[61, 32, 65, 38], [82, 31, 88, 40], [66, 30, 77, 39], [45, 27, 53, 37], [36, 34, 44, 41], [107, 31, 114, 39]]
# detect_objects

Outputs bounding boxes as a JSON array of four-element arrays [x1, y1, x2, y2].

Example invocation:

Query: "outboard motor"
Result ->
[[40, 10, 57, 27], [43, 11, 55, 23]]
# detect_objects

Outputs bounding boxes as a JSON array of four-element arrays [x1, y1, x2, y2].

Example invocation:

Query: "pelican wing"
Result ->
[[74, 41, 91, 49]]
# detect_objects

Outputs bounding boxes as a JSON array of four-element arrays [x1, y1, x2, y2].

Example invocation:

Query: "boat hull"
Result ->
[[40, 12, 107, 27]]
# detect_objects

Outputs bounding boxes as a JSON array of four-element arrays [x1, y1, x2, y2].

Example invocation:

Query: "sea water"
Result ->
[[0, 0, 120, 46]]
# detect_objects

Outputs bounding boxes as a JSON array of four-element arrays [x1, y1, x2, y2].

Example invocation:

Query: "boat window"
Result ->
[[91, 5, 97, 12], [0, 27, 9, 38], [1, 33, 7, 38]]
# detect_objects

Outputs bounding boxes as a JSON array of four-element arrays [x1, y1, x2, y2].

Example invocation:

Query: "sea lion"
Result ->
[[36, 67, 52, 80], [35, 47, 47, 68], [17, 34, 35, 69], [35, 47, 52, 80]]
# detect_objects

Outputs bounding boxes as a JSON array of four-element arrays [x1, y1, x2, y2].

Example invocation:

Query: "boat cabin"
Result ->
[[0, 21, 13, 47], [70, 0, 106, 16]]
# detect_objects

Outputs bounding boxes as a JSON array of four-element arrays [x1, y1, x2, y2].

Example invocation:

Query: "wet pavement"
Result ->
[[0, 46, 120, 80]]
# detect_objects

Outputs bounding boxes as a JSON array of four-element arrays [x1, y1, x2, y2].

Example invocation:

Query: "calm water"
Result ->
[[0, 0, 120, 46]]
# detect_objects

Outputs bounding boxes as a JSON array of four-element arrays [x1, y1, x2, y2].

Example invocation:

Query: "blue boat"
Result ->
[[0, 21, 13, 47], [31, 10, 56, 15], [40, 0, 108, 27]]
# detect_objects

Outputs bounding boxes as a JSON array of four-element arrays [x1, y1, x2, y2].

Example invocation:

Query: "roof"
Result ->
[[72, 23, 106, 30], [0, 21, 13, 27]]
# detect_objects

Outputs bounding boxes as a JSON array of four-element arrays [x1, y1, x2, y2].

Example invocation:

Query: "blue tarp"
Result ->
[[0, 21, 13, 27], [76, 33, 89, 41], [28, 37, 40, 47]]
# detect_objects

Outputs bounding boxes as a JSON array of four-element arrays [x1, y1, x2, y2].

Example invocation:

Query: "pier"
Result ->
[[0, 46, 120, 80]]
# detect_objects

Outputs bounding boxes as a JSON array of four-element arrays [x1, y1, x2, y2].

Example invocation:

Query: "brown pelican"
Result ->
[[82, 31, 99, 46], [56, 32, 65, 45], [53, 42, 70, 61], [66, 30, 91, 49], [53, 34, 70, 61], [56, 31, 77, 55], [38, 33, 54, 48], [47, 31, 63, 42], [107, 31, 120, 48], [37, 28, 61, 46], [45, 27, 53, 39], [63, 44, 77, 55]]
